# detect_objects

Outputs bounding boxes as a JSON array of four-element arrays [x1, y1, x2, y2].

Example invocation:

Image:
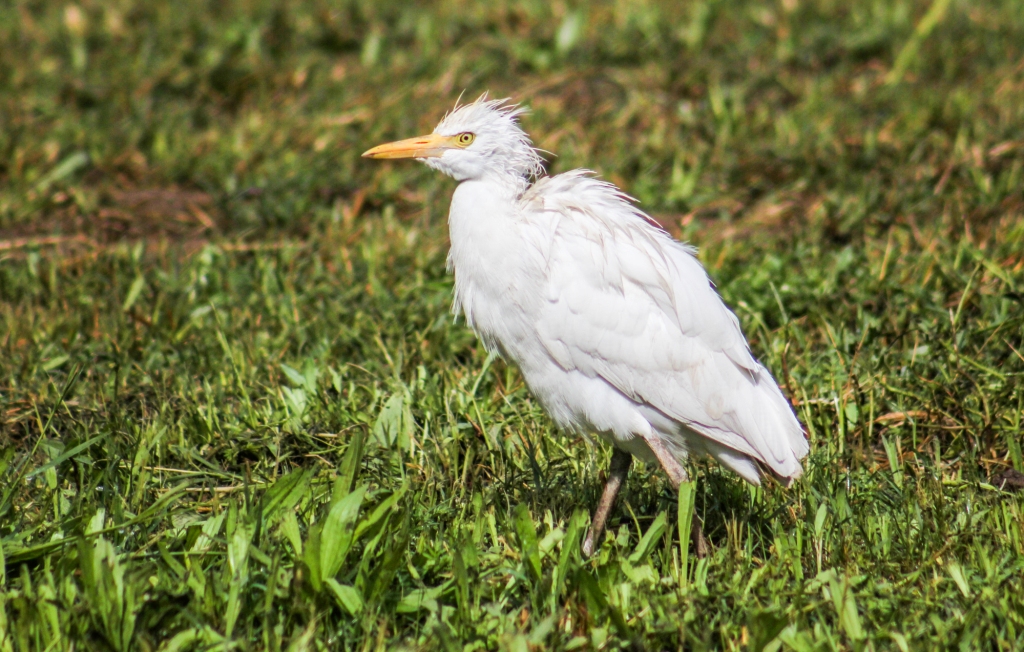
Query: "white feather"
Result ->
[[427, 98, 808, 484]]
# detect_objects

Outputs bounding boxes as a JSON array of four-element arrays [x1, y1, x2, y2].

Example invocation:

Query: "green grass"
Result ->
[[2, 0, 1024, 649]]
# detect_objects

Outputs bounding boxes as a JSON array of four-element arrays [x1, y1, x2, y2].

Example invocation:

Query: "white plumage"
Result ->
[[364, 97, 808, 554]]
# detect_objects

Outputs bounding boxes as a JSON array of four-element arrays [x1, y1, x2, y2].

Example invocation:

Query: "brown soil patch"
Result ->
[[0, 184, 223, 258]]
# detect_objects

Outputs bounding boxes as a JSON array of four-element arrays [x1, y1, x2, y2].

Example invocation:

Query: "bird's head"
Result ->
[[362, 97, 544, 185]]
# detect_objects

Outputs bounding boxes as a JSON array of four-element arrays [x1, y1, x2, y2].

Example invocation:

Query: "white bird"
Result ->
[[363, 97, 808, 556]]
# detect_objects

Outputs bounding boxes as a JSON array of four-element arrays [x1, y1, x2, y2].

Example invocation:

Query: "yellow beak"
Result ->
[[362, 133, 454, 159]]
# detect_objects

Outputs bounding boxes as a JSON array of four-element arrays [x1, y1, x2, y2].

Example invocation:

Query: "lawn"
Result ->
[[1, 0, 1023, 649]]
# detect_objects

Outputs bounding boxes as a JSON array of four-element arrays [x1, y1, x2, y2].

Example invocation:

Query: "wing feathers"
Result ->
[[523, 171, 807, 481]]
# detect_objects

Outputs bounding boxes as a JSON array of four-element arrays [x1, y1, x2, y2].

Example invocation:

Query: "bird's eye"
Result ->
[[456, 132, 475, 147]]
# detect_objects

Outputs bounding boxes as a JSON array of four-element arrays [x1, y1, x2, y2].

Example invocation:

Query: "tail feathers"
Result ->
[[746, 367, 808, 480], [708, 367, 808, 486], [655, 365, 809, 488]]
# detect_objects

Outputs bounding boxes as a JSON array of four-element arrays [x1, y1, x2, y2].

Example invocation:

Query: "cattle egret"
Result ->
[[363, 97, 809, 556]]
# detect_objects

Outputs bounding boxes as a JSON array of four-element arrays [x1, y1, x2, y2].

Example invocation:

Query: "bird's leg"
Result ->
[[582, 448, 632, 558], [639, 435, 710, 558]]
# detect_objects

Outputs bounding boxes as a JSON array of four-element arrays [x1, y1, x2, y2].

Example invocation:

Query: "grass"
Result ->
[[1, 0, 1023, 649]]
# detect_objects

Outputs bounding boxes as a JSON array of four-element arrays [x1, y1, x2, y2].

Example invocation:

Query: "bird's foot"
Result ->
[[691, 514, 710, 559], [636, 433, 710, 557], [582, 449, 632, 558]]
